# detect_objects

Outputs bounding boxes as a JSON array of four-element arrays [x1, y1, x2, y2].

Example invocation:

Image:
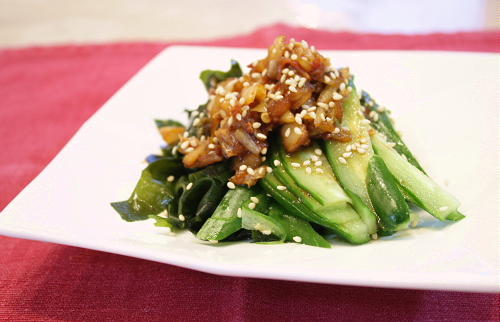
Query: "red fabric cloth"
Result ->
[[0, 24, 498, 321]]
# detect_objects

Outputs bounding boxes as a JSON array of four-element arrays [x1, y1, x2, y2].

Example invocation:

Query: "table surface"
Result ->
[[0, 25, 498, 321]]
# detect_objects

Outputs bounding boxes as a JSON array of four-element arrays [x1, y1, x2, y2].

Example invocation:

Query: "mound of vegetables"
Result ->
[[112, 38, 464, 248]]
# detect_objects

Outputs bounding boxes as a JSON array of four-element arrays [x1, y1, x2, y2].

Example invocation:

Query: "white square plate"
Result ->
[[1, 47, 498, 292]]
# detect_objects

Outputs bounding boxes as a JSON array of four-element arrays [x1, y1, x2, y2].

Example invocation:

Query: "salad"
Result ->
[[111, 36, 465, 248]]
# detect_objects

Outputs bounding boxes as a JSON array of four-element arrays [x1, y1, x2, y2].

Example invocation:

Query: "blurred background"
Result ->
[[0, 0, 498, 47]]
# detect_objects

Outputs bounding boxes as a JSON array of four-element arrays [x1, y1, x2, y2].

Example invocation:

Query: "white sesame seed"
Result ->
[[236, 113, 242, 121], [291, 54, 298, 60], [248, 202, 256, 210], [243, 81, 250, 87], [229, 98, 236, 106], [167, 175, 175, 182], [261, 230, 272, 235], [338, 157, 347, 164], [291, 162, 301, 168], [303, 160, 311, 166], [293, 236, 302, 243], [306, 167, 312, 174], [333, 127, 341, 134], [361, 119, 371, 125], [300, 109, 308, 117], [285, 127, 291, 137], [180, 141, 190, 149], [311, 155, 319, 162], [247, 167, 255, 175], [277, 185, 287, 191], [227, 182, 236, 189], [209, 239, 218, 244], [360, 138, 368, 143], [215, 86, 225, 95], [274, 160, 281, 166], [316, 168, 324, 174], [309, 112, 317, 119], [179, 214, 185, 221], [227, 116, 233, 126], [239, 164, 247, 171], [284, 51, 290, 58], [324, 75, 332, 83], [249, 122, 261, 131], [186, 182, 193, 190], [295, 114, 303, 124], [289, 86, 297, 93], [343, 152, 352, 158], [266, 166, 273, 173], [250, 196, 259, 203], [251, 72, 261, 79], [208, 143, 215, 149], [345, 145, 352, 152], [261, 147, 268, 155], [317, 102, 328, 109], [185, 147, 194, 153], [357, 148, 367, 154], [301, 40, 309, 48], [332, 92, 343, 100], [298, 78, 307, 88], [439, 206, 449, 211], [314, 161, 322, 166], [360, 144, 370, 149], [282, 68, 289, 74], [294, 127, 303, 135], [256, 133, 267, 140], [314, 148, 322, 155], [339, 83, 346, 91], [328, 101, 335, 108]]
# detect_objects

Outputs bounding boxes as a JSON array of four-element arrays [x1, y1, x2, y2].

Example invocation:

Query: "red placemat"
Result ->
[[1, 24, 498, 321]]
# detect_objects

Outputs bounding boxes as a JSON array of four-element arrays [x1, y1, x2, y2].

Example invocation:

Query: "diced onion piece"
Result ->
[[234, 128, 261, 155]]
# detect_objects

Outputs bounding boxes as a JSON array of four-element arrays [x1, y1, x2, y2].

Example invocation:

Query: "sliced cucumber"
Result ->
[[196, 186, 253, 241], [323, 90, 378, 234], [268, 205, 331, 248], [371, 133, 463, 221], [241, 205, 286, 242], [264, 139, 371, 244], [367, 155, 410, 231], [279, 142, 350, 206]]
